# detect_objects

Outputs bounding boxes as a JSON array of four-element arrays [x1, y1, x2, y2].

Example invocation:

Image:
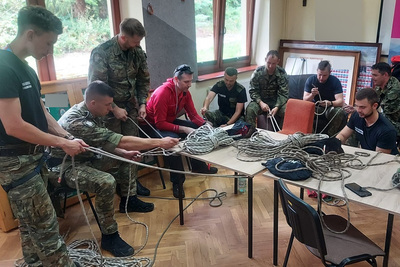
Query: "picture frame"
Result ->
[[279, 47, 361, 105], [279, 40, 381, 93]]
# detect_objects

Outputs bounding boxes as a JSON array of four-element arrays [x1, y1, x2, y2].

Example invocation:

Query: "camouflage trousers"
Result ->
[[245, 101, 286, 128], [204, 110, 244, 127], [0, 154, 75, 267], [314, 106, 347, 137], [63, 162, 118, 235], [106, 106, 139, 197]]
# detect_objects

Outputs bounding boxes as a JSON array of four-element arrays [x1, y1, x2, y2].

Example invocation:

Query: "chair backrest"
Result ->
[[279, 99, 314, 135], [277, 179, 327, 257]]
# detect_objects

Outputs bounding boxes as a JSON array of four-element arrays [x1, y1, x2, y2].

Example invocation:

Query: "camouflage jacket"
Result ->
[[376, 76, 400, 136], [54, 102, 123, 161], [88, 36, 150, 106], [249, 65, 289, 109]]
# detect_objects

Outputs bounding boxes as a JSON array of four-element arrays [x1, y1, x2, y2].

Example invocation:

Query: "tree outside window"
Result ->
[[0, 0, 117, 81], [45, 0, 113, 80], [0, 0, 38, 73]]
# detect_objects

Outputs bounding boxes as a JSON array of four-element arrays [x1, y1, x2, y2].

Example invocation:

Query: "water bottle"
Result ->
[[238, 178, 247, 193]]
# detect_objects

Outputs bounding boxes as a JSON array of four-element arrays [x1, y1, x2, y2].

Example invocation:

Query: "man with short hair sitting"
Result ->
[[201, 67, 247, 127], [336, 88, 398, 155], [55, 81, 179, 257]]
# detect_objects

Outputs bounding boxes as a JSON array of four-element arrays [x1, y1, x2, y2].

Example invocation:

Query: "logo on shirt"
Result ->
[[355, 127, 364, 135], [21, 81, 32, 90], [218, 93, 227, 98]]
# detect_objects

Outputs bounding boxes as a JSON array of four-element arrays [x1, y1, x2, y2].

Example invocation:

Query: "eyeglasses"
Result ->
[[174, 64, 192, 74]]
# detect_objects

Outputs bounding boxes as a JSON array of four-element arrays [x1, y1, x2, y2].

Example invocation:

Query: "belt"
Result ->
[[1, 152, 49, 193], [0, 144, 45, 157]]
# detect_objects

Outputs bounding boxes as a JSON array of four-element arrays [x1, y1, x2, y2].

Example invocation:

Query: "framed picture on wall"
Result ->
[[279, 47, 361, 105], [279, 40, 381, 93]]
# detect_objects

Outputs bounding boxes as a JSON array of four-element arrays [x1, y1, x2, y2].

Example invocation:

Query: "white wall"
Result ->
[[285, 0, 381, 43]]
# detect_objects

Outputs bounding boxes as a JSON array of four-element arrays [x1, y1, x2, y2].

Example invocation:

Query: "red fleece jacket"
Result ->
[[145, 78, 205, 133]]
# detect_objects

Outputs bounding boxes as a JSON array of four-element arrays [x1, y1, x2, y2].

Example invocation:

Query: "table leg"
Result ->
[[383, 213, 394, 267], [273, 180, 278, 266], [248, 176, 253, 258], [179, 181, 184, 225], [234, 172, 238, 194]]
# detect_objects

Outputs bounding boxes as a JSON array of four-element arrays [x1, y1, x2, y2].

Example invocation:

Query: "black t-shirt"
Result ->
[[347, 112, 398, 155], [0, 50, 48, 145], [304, 75, 343, 102], [210, 80, 247, 117]]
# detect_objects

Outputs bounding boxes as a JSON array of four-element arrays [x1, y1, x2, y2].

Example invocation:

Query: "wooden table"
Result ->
[[262, 132, 400, 266]]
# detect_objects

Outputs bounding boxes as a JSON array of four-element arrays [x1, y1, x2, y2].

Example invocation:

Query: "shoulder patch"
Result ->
[[83, 120, 95, 127]]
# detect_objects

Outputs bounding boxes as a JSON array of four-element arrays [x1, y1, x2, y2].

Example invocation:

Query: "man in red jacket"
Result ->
[[143, 64, 218, 198]]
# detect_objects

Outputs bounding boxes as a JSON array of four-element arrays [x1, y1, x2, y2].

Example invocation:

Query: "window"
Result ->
[[0, 0, 121, 81], [45, 0, 113, 80], [195, 0, 255, 75], [0, 1, 38, 73]]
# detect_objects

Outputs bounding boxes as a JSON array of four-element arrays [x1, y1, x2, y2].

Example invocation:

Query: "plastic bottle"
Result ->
[[238, 178, 247, 193]]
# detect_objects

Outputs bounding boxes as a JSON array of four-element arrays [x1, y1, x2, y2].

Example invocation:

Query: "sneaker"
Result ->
[[137, 180, 150, 196], [172, 183, 185, 198], [119, 195, 154, 213], [192, 164, 218, 174], [101, 232, 134, 257]]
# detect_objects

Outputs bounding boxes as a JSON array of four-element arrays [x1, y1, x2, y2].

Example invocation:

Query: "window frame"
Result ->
[[26, 0, 121, 82], [197, 0, 255, 76]]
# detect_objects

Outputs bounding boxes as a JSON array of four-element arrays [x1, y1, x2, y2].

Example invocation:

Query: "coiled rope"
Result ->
[[234, 130, 329, 162], [235, 130, 400, 234], [182, 124, 235, 155]]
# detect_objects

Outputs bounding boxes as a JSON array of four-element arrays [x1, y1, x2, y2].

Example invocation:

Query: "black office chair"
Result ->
[[277, 179, 385, 267]]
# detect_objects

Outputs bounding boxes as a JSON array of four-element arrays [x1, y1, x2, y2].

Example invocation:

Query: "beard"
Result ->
[[359, 110, 373, 119]]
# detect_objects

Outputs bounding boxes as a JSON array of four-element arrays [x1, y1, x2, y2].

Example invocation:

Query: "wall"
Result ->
[[285, 0, 381, 43]]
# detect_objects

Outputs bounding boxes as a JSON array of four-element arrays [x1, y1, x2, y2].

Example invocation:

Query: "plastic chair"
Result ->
[[277, 179, 384, 267], [279, 98, 315, 135]]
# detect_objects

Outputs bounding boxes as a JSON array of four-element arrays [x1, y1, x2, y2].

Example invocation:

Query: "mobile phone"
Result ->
[[345, 183, 372, 197]]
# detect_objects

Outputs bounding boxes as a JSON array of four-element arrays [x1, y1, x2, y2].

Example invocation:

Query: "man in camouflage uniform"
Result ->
[[88, 18, 150, 196], [200, 67, 247, 127], [55, 81, 179, 257], [371, 62, 400, 148], [245, 50, 289, 130], [0, 6, 86, 267], [304, 61, 347, 137]]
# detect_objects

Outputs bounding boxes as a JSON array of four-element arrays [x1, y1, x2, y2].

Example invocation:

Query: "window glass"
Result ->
[[195, 0, 215, 63], [0, 0, 38, 73], [223, 0, 247, 60], [45, 0, 113, 80]]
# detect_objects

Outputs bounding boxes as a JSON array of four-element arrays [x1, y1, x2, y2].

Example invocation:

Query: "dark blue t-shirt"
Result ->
[[304, 75, 343, 102], [347, 112, 398, 155], [0, 50, 48, 145]]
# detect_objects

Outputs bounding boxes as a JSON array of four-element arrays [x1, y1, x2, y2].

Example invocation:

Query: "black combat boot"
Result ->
[[119, 195, 154, 213], [136, 180, 150, 196], [101, 232, 134, 257]]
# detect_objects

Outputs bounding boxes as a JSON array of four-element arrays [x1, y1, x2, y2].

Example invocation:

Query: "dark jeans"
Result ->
[[140, 119, 208, 184]]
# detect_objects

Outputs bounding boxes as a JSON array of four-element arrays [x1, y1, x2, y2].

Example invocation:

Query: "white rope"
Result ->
[[182, 124, 235, 155]]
